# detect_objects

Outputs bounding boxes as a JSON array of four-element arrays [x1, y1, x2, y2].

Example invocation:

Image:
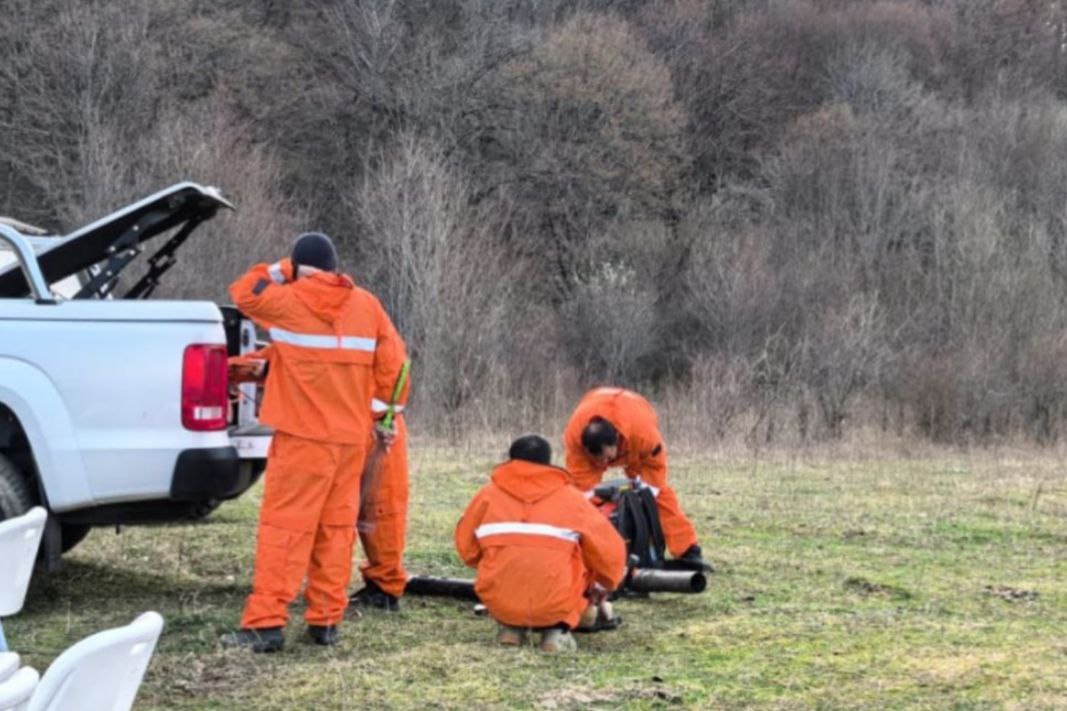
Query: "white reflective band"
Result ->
[[269, 327, 376, 352], [583, 490, 596, 499], [371, 398, 405, 414], [268, 262, 286, 284], [475, 522, 580, 543]]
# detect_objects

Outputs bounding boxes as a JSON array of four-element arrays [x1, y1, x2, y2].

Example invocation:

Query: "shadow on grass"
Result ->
[[23, 559, 246, 615]]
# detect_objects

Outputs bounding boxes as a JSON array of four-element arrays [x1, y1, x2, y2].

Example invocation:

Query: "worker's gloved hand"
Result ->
[[374, 423, 397, 449], [586, 582, 609, 605], [267, 259, 296, 284], [228, 357, 267, 384]]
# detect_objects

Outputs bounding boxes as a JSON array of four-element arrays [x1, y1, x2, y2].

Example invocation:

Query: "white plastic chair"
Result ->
[[0, 507, 48, 652], [27, 611, 163, 711], [0, 653, 19, 683], [0, 666, 39, 711]]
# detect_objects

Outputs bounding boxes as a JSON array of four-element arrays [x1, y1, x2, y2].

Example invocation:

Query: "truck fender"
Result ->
[[0, 357, 92, 511]]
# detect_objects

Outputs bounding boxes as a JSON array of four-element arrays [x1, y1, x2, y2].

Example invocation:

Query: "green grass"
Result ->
[[8, 446, 1067, 709]]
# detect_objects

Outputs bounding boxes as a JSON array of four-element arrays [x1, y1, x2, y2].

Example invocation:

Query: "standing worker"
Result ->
[[564, 387, 709, 570], [350, 350, 411, 612], [220, 232, 408, 653], [455, 435, 626, 653]]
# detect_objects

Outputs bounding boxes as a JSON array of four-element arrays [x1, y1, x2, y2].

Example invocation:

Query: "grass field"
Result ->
[[9, 443, 1067, 709]]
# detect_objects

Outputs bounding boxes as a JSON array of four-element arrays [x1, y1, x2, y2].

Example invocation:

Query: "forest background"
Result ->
[[5, 0, 1067, 446]]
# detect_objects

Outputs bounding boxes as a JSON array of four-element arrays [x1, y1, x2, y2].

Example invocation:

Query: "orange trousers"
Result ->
[[648, 481, 699, 558], [242, 431, 365, 629], [357, 417, 409, 598]]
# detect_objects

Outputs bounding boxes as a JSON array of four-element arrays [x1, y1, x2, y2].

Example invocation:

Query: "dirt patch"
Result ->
[[984, 585, 1039, 603], [843, 576, 913, 600], [537, 683, 683, 709]]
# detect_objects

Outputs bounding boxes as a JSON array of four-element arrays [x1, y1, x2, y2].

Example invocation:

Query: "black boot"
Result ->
[[675, 544, 713, 573], [349, 580, 400, 612], [219, 627, 285, 653], [307, 624, 340, 646]]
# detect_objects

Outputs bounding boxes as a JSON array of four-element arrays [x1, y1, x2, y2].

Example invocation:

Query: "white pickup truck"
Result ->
[[0, 183, 270, 568]]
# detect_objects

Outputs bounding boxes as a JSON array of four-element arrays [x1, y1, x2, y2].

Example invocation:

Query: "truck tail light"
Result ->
[[182, 344, 228, 431]]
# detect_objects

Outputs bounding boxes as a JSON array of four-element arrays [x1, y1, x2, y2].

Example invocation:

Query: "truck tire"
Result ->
[[0, 452, 37, 521], [0, 452, 89, 553]]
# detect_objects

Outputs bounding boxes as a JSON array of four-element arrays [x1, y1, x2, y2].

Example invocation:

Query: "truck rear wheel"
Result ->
[[0, 451, 37, 521], [0, 452, 90, 553]]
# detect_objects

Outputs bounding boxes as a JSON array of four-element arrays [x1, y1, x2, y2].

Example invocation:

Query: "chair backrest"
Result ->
[[27, 611, 163, 711], [0, 653, 19, 684], [0, 666, 39, 711], [0, 508, 47, 616]]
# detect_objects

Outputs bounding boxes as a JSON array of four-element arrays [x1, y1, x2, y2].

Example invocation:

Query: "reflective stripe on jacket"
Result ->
[[454, 460, 626, 628], [230, 259, 409, 444]]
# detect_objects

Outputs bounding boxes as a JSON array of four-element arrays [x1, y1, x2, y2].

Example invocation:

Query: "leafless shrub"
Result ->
[[798, 293, 890, 439], [352, 135, 528, 434], [500, 11, 689, 285]]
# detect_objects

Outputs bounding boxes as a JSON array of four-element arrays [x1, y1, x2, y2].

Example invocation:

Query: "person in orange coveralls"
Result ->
[[220, 232, 408, 653], [349, 411, 410, 611], [455, 435, 626, 653], [230, 344, 413, 613], [564, 387, 709, 570]]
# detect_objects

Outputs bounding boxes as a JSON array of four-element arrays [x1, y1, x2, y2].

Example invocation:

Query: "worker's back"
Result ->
[[231, 260, 406, 444], [455, 459, 626, 629]]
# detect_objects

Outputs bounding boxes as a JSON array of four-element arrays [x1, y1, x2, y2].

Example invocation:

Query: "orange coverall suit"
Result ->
[[564, 387, 699, 558], [454, 460, 626, 629], [231, 258, 408, 629], [357, 413, 409, 598], [230, 344, 412, 600]]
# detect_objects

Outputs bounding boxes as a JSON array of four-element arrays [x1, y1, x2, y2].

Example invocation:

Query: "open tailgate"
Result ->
[[0, 182, 233, 298]]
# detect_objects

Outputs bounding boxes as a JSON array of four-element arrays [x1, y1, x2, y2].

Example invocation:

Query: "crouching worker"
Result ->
[[220, 232, 408, 653], [454, 435, 627, 653]]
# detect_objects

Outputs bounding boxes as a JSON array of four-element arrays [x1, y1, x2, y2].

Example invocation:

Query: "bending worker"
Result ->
[[455, 435, 626, 653], [564, 387, 708, 570], [221, 232, 408, 653]]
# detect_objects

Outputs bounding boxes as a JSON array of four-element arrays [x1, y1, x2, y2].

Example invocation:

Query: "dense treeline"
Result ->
[[4, 0, 1067, 444]]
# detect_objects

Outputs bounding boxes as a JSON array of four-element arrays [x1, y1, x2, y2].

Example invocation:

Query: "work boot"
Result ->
[[219, 627, 285, 653], [349, 580, 400, 612], [538, 628, 577, 654], [577, 604, 598, 630], [307, 624, 340, 646], [677, 544, 713, 572], [496, 623, 527, 647]]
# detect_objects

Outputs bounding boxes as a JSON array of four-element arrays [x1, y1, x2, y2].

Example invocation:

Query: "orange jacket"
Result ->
[[454, 460, 626, 628], [230, 259, 408, 445], [564, 387, 666, 491]]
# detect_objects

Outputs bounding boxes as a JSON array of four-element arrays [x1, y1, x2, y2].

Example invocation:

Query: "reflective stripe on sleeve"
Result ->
[[475, 522, 580, 543], [371, 398, 405, 414], [269, 327, 376, 351]]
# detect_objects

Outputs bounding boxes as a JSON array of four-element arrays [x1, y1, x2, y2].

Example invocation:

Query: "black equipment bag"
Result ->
[[608, 485, 667, 569]]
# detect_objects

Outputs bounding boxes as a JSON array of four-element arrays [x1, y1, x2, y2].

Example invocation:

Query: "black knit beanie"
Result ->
[[291, 232, 338, 274]]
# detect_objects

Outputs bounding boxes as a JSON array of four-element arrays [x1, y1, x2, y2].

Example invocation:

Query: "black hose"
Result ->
[[627, 569, 707, 594], [405, 576, 480, 601]]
